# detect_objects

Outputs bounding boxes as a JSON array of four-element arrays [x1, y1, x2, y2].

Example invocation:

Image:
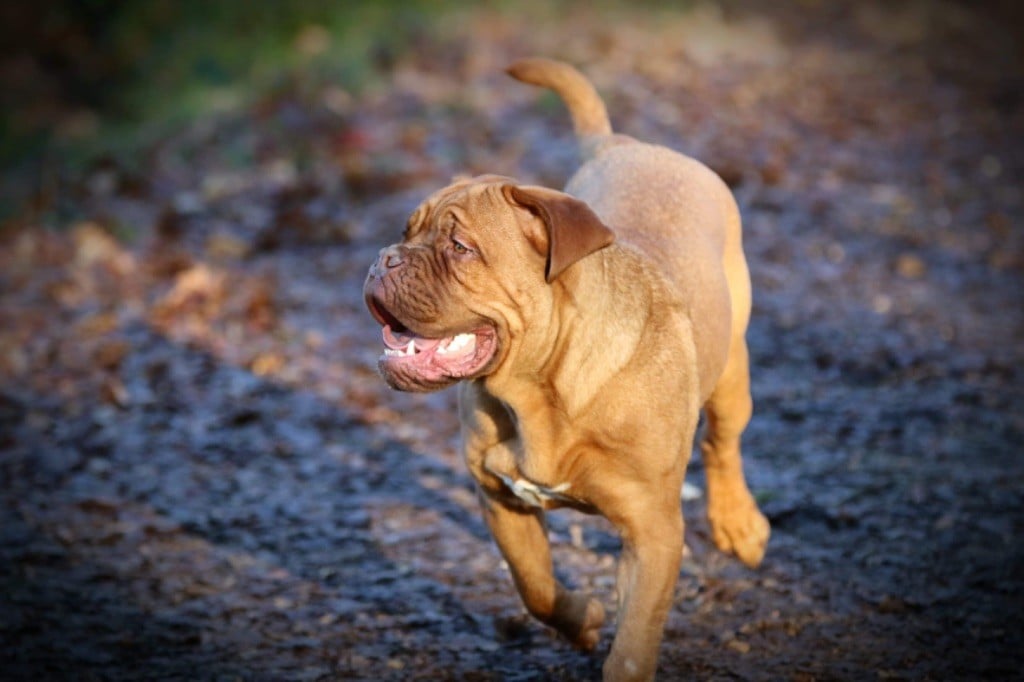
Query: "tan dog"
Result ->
[[364, 58, 769, 681]]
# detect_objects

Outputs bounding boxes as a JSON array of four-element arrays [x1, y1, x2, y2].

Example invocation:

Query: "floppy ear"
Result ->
[[503, 185, 615, 282]]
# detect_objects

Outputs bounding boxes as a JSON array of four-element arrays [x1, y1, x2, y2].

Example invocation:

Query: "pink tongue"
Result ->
[[382, 325, 443, 352]]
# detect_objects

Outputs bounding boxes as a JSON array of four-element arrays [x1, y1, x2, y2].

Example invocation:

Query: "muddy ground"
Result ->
[[2, 2, 1023, 680]]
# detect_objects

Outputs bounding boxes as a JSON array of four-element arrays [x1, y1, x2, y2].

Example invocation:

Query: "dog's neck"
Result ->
[[482, 244, 683, 453], [549, 245, 654, 406]]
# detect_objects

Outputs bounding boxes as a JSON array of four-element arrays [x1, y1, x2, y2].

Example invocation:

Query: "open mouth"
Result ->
[[367, 297, 498, 392]]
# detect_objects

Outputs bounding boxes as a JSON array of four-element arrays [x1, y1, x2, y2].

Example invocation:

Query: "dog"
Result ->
[[363, 57, 770, 681]]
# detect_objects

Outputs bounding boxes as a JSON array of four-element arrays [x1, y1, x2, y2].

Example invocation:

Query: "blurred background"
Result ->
[[1, 1, 1022, 680]]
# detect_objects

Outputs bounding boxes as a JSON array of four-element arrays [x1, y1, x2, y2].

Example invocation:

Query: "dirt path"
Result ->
[[2, 3, 1022, 680]]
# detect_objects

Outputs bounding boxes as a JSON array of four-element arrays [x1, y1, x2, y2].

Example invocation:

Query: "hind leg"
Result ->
[[701, 335, 770, 567]]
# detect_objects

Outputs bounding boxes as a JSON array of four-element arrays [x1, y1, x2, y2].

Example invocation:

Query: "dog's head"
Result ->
[[364, 175, 614, 392]]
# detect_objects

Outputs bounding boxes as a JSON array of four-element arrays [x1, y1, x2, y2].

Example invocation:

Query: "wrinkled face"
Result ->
[[363, 177, 545, 392]]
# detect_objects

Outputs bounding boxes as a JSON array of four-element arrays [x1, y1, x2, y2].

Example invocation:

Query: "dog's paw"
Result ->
[[556, 591, 605, 651], [573, 596, 605, 651], [708, 495, 770, 568]]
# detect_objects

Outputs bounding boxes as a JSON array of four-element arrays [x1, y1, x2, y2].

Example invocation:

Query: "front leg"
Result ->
[[603, 497, 683, 682], [478, 489, 605, 650], [459, 383, 604, 649]]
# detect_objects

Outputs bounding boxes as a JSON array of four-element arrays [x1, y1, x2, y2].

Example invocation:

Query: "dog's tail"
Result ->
[[506, 58, 612, 154]]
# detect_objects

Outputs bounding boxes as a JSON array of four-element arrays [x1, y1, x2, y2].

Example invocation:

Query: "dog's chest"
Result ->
[[488, 469, 572, 508], [472, 396, 582, 509]]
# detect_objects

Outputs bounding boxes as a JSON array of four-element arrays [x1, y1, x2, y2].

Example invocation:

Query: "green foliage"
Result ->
[[0, 0, 462, 168], [101, 0, 433, 114]]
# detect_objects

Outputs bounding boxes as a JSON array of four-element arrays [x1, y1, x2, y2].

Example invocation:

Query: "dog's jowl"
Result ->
[[364, 58, 770, 682]]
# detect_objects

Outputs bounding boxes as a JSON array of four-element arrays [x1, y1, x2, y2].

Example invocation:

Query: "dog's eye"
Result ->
[[451, 238, 471, 255]]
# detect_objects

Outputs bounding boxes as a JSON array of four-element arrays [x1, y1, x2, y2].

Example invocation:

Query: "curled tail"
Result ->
[[506, 58, 613, 152]]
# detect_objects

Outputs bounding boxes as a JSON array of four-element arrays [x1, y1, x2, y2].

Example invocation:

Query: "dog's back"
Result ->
[[508, 58, 747, 399]]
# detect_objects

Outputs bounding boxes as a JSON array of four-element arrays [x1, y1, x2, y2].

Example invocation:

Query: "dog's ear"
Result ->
[[503, 185, 615, 282]]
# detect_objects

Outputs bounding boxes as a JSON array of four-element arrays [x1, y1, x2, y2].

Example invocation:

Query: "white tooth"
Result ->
[[448, 334, 474, 354], [405, 341, 416, 356], [435, 333, 476, 357]]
